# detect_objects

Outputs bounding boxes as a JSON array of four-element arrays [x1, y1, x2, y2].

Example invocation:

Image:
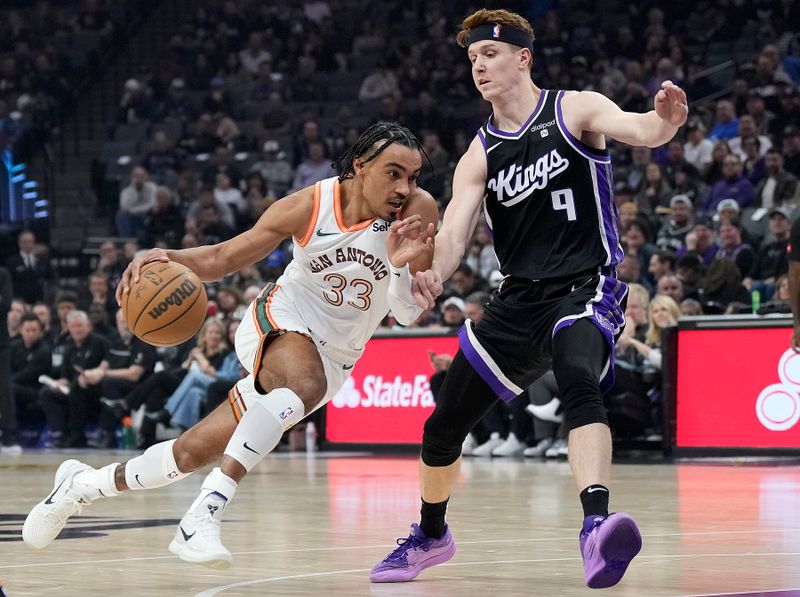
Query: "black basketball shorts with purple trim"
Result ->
[[457, 269, 628, 402]]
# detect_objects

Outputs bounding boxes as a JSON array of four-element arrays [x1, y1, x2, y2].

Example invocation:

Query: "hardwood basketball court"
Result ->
[[2, 451, 799, 596]]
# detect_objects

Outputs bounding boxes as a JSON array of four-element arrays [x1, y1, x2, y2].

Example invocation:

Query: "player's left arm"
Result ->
[[385, 189, 439, 325], [566, 81, 688, 148]]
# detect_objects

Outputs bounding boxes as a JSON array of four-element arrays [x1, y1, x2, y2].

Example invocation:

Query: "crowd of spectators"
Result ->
[[2, 0, 800, 453], [0, 0, 137, 160]]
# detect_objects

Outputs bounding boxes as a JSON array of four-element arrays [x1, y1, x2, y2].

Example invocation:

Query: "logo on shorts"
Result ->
[[167, 470, 179, 479], [279, 407, 294, 420]]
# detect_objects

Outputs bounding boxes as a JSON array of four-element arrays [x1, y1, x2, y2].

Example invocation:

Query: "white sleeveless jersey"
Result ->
[[276, 176, 393, 353]]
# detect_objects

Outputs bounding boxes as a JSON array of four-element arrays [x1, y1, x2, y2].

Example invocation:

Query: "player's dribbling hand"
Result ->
[[116, 248, 170, 306], [413, 269, 443, 309], [655, 80, 688, 127]]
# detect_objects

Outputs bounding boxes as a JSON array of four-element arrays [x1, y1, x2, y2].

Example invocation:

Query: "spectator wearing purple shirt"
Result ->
[[703, 154, 755, 212]]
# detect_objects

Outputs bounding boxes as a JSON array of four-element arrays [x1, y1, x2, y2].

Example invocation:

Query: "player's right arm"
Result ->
[[413, 136, 486, 308], [116, 188, 315, 304]]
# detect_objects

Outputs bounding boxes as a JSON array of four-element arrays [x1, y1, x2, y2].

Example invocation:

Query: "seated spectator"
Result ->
[[703, 154, 755, 212], [672, 163, 707, 206], [705, 140, 732, 185], [677, 215, 719, 266], [250, 140, 294, 198], [440, 296, 466, 328], [635, 162, 673, 215], [10, 313, 51, 436], [79, 271, 117, 322], [729, 114, 772, 160], [758, 274, 791, 314], [32, 302, 55, 344], [164, 319, 240, 429], [6, 230, 50, 303], [202, 145, 242, 187], [656, 274, 684, 304], [708, 99, 739, 141], [144, 186, 184, 248], [716, 218, 755, 279], [359, 61, 400, 103], [140, 131, 181, 182], [741, 136, 767, 185], [96, 241, 127, 292], [202, 76, 233, 118], [697, 258, 751, 312], [39, 310, 109, 448], [656, 195, 694, 252], [623, 220, 656, 278], [51, 290, 78, 346], [238, 32, 272, 76], [617, 252, 646, 288], [186, 186, 236, 229], [291, 140, 336, 192], [419, 131, 449, 199], [160, 77, 196, 122], [117, 166, 157, 239], [198, 203, 236, 245], [754, 149, 798, 209], [745, 207, 792, 300], [448, 263, 487, 297], [676, 253, 704, 300], [465, 223, 499, 279], [783, 125, 800, 178], [7, 298, 28, 342], [118, 78, 153, 124], [648, 250, 676, 284], [684, 120, 714, 172], [259, 92, 292, 137], [82, 309, 158, 448], [215, 286, 246, 320], [213, 173, 248, 221], [679, 298, 703, 316], [216, 117, 245, 153], [618, 294, 679, 371], [664, 139, 700, 188], [179, 112, 221, 154]]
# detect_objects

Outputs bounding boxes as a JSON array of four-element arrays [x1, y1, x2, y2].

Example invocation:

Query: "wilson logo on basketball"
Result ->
[[147, 279, 199, 320]]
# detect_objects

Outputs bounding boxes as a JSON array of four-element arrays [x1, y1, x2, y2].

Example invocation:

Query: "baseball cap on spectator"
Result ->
[[171, 78, 185, 89], [716, 198, 740, 213], [262, 140, 280, 153], [768, 206, 791, 220], [693, 214, 713, 230], [669, 194, 692, 209], [442, 296, 466, 313], [210, 76, 225, 88]]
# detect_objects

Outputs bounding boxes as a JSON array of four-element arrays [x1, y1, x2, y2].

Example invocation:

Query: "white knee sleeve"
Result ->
[[223, 388, 305, 472], [124, 439, 191, 490]]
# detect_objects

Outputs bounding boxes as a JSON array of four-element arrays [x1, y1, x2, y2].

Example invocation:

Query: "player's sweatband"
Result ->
[[387, 262, 423, 326], [467, 23, 533, 51]]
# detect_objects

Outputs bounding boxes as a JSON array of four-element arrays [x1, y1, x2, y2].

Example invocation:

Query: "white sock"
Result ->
[[124, 439, 191, 490], [223, 388, 305, 472], [188, 467, 238, 512], [74, 463, 121, 500]]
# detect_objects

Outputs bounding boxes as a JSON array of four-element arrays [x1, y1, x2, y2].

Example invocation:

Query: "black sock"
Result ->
[[579, 484, 609, 518], [419, 497, 449, 539]]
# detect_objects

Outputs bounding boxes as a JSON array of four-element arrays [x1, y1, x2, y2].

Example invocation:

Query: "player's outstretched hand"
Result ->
[[386, 214, 434, 268], [655, 80, 688, 127], [116, 248, 169, 306], [412, 269, 443, 310]]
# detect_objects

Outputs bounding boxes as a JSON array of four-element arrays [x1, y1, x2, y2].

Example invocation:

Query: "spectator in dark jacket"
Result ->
[[10, 313, 50, 429]]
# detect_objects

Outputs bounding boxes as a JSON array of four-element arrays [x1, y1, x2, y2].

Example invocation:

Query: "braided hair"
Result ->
[[333, 122, 433, 182]]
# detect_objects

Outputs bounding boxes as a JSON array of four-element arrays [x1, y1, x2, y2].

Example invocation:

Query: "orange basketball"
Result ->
[[123, 261, 208, 347]]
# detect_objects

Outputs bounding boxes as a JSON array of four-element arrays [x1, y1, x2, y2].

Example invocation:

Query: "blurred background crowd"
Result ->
[[1, 0, 799, 455]]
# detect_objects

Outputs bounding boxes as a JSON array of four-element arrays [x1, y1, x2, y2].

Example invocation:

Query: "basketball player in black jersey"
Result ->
[[372, 8, 687, 588]]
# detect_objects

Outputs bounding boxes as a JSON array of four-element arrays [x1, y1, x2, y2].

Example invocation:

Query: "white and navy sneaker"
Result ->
[[169, 491, 232, 569], [22, 459, 93, 549]]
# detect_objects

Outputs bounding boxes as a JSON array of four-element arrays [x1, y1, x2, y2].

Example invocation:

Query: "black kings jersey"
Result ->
[[478, 89, 624, 280]]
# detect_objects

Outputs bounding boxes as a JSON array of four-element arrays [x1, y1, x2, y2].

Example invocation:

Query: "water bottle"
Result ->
[[305, 421, 317, 453], [121, 417, 136, 449], [751, 289, 761, 314]]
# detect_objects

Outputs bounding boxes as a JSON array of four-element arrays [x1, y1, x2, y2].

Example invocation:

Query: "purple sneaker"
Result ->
[[580, 513, 642, 589], [369, 523, 456, 583]]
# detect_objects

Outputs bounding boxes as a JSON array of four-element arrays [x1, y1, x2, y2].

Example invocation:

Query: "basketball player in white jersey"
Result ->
[[23, 123, 439, 569]]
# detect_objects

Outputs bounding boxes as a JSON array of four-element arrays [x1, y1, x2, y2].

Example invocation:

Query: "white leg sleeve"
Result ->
[[223, 387, 305, 472], [124, 439, 191, 490]]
